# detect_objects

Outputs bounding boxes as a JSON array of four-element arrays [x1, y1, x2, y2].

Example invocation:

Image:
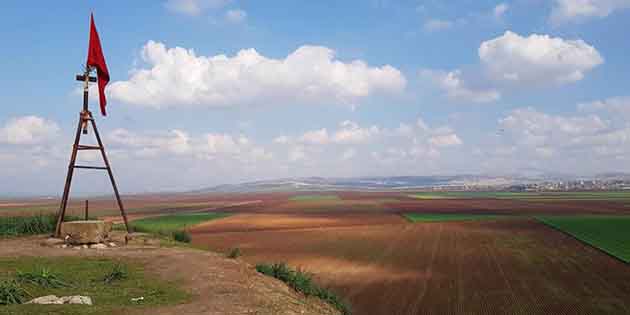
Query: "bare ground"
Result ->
[[0, 235, 339, 315]]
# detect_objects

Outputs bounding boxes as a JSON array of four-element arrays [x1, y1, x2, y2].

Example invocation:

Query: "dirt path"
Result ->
[[0, 236, 339, 315]]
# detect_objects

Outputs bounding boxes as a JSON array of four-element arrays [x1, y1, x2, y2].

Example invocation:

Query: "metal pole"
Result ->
[[89, 118, 131, 233], [85, 200, 89, 220], [54, 114, 83, 237]]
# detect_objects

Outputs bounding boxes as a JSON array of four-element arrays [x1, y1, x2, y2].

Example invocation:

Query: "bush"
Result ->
[[256, 263, 351, 315], [227, 247, 242, 259], [102, 262, 128, 284], [16, 268, 69, 288], [172, 230, 191, 243], [0, 214, 83, 237], [0, 279, 29, 305]]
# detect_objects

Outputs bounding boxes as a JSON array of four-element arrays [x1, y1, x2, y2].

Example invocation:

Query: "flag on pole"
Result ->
[[87, 13, 110, 116]]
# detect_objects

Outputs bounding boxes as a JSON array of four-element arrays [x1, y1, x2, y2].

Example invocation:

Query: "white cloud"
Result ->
[[421, 69, 501, 103], [288, 146, 306, 162], [429, 134, 463, 147], [164, 0, 231, 16], [109, 41, 406, 109], [273, 135, 291, 144], [494, 3, 509, 18], [550, 0, 630, 24], [423, 19, 453, 32], [332, 121, 380, 144], [300, 128, 330, 145], [0, 116, 60, 145], [578, 96, 630, 118], [225, 9, 247, 23], [479, 31, 603, 85]]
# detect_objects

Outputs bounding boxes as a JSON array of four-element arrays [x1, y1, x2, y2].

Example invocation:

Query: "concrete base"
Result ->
[[60, 220, 112, 245]]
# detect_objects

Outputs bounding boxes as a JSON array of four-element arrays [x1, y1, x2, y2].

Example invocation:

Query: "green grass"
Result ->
[[289, 195, 341, 202], [537, 215, 630, 263], [407, 191, 630, 201], [0, 256, 188, 314], [256, 263, 350, 315], [0, 214, 83, 237], [403, 213, 504, 222], [131, 212, 229, 234]]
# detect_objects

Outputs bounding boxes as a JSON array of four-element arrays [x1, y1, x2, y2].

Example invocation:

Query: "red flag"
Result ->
[[87, 14, 110, 116]]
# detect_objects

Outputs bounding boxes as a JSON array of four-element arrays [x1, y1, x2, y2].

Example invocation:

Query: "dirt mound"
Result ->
[[0, 236, 339, 315]]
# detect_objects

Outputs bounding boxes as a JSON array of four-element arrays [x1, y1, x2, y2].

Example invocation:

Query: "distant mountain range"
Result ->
[[192, 173, 630, 193]]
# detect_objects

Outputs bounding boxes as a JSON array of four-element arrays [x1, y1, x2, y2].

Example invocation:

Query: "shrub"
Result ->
[[172, 230, 191, 243], [227, 247, 242, 259], [102, 262, 128, 284], [16, 268, 69, 288], [0, 214, 83, 237], [0, 279, 29, 305], [256, 263, 351, 315]]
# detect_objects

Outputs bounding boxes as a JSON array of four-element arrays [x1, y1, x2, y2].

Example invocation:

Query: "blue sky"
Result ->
[[1, 0, 630, 195]]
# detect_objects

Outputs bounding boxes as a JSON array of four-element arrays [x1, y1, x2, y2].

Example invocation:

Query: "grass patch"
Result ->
[[0, 279, 29, 305], [256, 263, 350, 315], [101, 263, 128, 285], [227, 247, 242, 259], [289, 195, 341, 202], [16, 268, 69, 288], [403, 213, 503, 222], [0, 214, 83, 237], [130, 212, 229, 243], [537, 215, 630, 263], [407, 191, 630, 201], [0, 256, 189, 314]]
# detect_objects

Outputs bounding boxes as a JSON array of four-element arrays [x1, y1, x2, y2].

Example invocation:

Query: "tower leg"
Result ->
[[89, 117, 131, 233], [55, 113, 84, 237]]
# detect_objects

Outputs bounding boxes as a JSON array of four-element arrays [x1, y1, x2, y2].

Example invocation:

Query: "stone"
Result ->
[[108, 242, 117, 247], [61, 295, 93, 305], [60, 220, 112, 245], [26, 295, 63, 304], [40, 237, 65, 247], [90, 243, 108, 250]]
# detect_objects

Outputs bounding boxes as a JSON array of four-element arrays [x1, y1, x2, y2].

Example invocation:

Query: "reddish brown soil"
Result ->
[[191, 213, 630, 315]]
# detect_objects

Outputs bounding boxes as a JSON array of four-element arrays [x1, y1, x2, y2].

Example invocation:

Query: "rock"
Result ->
[[90, 243, 108, 250], [108, 242, 117, 247], [61, 295, 93, 305], [40, 237, 65, 247], [61, 244, 68, 249], [60, 220, 112, 245], [82, 244, 89, 249], [26, 295, 92, 305], [26, 295, 63, 304]]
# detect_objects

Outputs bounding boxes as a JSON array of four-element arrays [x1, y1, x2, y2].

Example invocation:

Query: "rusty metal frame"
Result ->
[[54, 67, 130, 237]]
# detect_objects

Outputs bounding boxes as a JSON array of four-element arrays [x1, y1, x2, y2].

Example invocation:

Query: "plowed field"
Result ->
[[192, 212, 630, 315]]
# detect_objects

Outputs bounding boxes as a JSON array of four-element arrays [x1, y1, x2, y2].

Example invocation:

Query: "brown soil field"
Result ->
[[191, 212, 630, 315]]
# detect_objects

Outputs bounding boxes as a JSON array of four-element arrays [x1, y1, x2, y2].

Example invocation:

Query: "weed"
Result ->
[[102, 263, 128, 284], [0, 279, 29, 305], [0, 214, 82, 237], [172, 230, 191, 243], [227, 247, 242, 259], [16, 268, 69, 288], [256, 263, 351, 315]]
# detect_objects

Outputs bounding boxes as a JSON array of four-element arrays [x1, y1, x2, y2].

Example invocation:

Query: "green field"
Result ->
[[0, 256, 188, 314], [403, 213, 504, 222], [289, 194, 341, 202], [131, 212, 230, 235], [407, 191, 630, 201], [537, 216, 630, 263]]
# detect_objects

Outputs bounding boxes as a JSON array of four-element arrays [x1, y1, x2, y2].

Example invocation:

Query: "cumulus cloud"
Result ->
[[109, 41, 406, 109], [225, 9, 247, 23], [300, 128, 330, 145], [164, 0, 231, 16], [578, 96, 630, 117], [429, 134, 463, 147], [332, 121, 380, 144], [0, 116, 60, 145], [479, 31, 603, 85], [421, 69, 501, 103], [550, 0, 630, 24]]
